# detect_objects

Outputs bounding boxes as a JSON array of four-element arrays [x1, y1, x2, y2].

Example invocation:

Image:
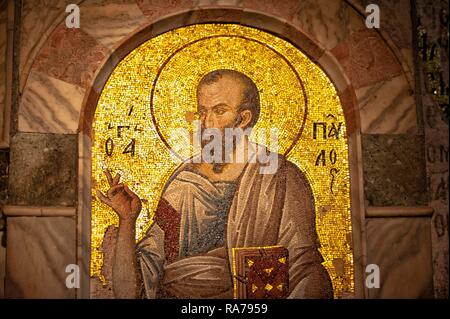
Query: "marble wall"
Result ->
[[1, 0, 446, 299], [366, 216, 433, 298], [8, 133, 77, 206], [16, 0, 417, 137], [0, 149, 7, 298], [0, 1, 6, 144], [415, 0, 449, 299], [356, 0, 416, 87], [362, 134, 427, 207], [0, 0, 9, 299], [5, 215, 76, 298], [19, 0, 83, 91]]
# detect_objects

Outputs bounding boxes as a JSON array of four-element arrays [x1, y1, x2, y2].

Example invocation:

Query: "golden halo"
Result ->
[[150, 33, 307, 161]]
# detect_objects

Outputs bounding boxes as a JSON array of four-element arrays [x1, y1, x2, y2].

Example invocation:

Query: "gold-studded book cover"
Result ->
[[233, 246, 289, 299]]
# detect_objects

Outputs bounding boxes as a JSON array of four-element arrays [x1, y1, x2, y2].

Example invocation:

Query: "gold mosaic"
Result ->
[[92, 24, 353, 298]]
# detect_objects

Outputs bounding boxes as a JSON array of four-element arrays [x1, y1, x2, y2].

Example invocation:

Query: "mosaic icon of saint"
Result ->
[[97, 69, 333, 299]]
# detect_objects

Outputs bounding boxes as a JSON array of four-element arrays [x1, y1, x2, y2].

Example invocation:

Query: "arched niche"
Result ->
[[77, 9, 365, 299]]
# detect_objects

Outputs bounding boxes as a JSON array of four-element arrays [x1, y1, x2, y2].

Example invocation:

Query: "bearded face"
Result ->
[[196, 75, 252, 168]]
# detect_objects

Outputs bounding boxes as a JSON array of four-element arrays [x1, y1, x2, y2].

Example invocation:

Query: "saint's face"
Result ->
[[196, 76, 245, 132]]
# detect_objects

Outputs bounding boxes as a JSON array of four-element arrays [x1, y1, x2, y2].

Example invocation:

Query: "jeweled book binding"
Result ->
[[232, 246, 289, 299]]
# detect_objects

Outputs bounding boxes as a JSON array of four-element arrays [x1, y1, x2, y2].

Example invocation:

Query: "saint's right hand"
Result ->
[[96, 170, 142, 222]]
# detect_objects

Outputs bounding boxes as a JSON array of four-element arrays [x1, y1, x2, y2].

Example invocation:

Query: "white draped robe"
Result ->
[[137, 154, 333, 299]]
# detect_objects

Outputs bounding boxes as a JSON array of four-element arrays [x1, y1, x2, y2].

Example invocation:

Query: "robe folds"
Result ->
[[137, 153, 333, 299]]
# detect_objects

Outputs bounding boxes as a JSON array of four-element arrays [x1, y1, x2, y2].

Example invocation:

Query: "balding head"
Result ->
[[196, 69, 260, 130]]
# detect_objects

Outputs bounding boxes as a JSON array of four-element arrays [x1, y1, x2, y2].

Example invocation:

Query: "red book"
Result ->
[[232, 246, 289, 299]]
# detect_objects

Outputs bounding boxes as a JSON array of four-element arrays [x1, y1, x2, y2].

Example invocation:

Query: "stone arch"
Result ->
[[77, 7, 361, 136], [15, 1, 417, 298], [77, 9, 365, 299]]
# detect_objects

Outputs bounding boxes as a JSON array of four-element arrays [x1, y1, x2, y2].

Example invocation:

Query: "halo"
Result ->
[[150, 33, 308, 161]]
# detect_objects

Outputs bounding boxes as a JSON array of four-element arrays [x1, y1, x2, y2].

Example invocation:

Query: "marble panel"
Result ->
[[241, 0, 301, 21], [356, 75, 417, 134], [8, 133, 77, 206], [32, 24, 110, 88], [331, 29, 403, 89], [136, 0, 194, 21], [19, 0, 84, 89], [366, 216, 433, 298], [291, 0, 365, 51], [18, 71, 85, 134], [357, 0, 415, 79], [0, 3, 7, 143], [5, 216, 76, 298], [80, 1, 147, 50], [362, 134, 427, 206], [0, 231, 5, 298]]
